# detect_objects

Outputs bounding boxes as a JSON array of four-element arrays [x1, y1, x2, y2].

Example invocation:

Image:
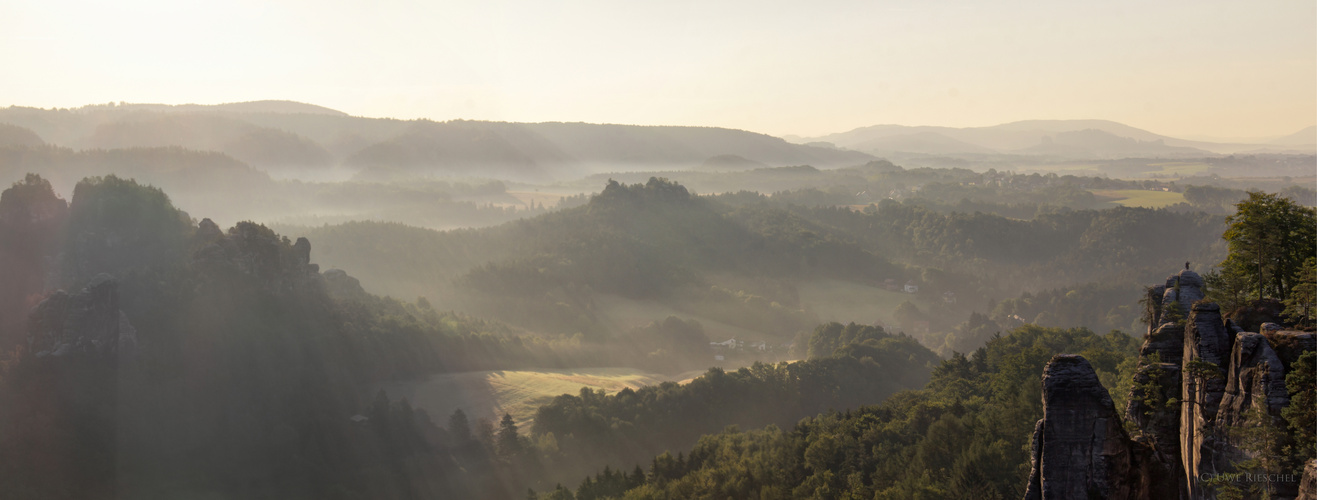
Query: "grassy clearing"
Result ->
[[375, 367, 703, 427], [593, 294, 769, 342], [797, 279, 918, 326], [1145, 162, 1213, 177], [1090, 189, 1186, 208]]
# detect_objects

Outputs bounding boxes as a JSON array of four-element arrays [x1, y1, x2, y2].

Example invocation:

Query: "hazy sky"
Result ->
[[2, 0, 1313, 139]]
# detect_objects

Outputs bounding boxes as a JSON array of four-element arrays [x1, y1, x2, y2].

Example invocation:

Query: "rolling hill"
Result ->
[[0, 102, 875, 180], [849, 130, 998, 155], [799, 119, 1253, 158], [1270, 125, 1317, 146]]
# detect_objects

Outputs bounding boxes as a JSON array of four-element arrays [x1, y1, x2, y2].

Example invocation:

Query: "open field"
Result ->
[[375, 367, 705, 427], [593, 294, 770, 342], [798, 279, 918, 326], [1090, 189, 1186, 208], [1144, 162, 1213, 177]]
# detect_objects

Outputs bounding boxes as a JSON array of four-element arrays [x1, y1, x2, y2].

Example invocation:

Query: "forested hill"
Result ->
[[289, 177, 1225, 349], [537, 324, 1142, 499], [0, 104, 872, 178], [289, 177, 908, 338], [0, 174, 943, 498], [0, 174, 643, 498], [515, 322, 940, 495], [712, 193, 1227, 291]]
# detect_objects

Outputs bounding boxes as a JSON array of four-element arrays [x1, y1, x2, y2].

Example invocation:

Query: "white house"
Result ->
[[710, 338, 738, 348], [904, 280, 919, 293]]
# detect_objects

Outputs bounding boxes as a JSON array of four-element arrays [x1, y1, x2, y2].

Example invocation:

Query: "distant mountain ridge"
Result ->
[[1271, 125, 1317, 146], [799, 119, 1317, 157], [85, 100, 350, 116], [0, 101, 873, 180], [4, 102, 1309, 175], [345, 119, 872, 180]]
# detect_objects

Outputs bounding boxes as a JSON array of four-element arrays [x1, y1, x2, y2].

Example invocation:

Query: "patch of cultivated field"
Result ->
[[1145, 162, 1212, 177], [374, 367, 703, 427], [593, 294, 768, 341], [1090, 189, 1186, 208], [797, 279, 917, 326]]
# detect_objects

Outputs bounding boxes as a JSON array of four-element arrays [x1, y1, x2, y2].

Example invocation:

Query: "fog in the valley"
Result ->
[[2, 0, 1316, 498], [1, 98, 1314, 498], [2, 102, 1313, 231]]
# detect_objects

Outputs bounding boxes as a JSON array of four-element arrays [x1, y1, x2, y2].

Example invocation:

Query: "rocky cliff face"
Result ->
[[191, 218, 323, 291], [1299, 460, 1317, 500], [0, 175, 69, 349], [1023, 355, 1178, 500], [27, 273, 136, 359], [1181, 301, 1232, 497], [1027, 267, 1315, 499]]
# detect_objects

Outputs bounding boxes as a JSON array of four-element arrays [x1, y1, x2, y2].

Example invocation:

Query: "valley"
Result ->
[[374, 367, 705, 428]]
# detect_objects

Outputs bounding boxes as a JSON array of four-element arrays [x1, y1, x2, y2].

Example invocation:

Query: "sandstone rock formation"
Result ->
[[1163, 269, 1206, 318], [1299, 460, 1317, 500], [1228, 299, 1287, 334], [0, 174, 69, 349], [323, 268, 368, 300], [191, 219, 322, 291], [1125, 360, 1181, 461], [1028, 266, 1315, 499], [27, 273, 136, 358], [1181, 301, 1232, 497], [1024, 355, 1177, 500]]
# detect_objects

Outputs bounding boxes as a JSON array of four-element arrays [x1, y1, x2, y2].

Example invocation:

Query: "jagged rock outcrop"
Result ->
[[1299, 460, 1317, 500], [27, 274, 136, 358], [1216, 331, 1298, 498], [1034, 266, 1316, 499], [1216, 333, 1289, 429], [323, 268, 368, 300], [1163, 269, 1206, 317], [293, 236, 311, 265], [1227, 298, 1287, 333], [188, 219, 372, 307], [1140, 322, 1185, 365], [1146, 284, 1168, 331], [191, 219, 321, 290], [1024, 355, 1178, 500], [1263, 330, 1316, 370], [1125, 361, 1182, 461], [1181, 302, 1232, 496], [0, 174, 69, 348]]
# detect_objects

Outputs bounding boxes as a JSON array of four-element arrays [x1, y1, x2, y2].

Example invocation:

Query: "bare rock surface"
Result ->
[[1024, 355, 1176, 500], [28, 273, 136, 358]]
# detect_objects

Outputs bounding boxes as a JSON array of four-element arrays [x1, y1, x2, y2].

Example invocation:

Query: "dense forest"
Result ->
[[527, 322, 939, 487], [0, 147, 1311, 498], [0, 174, 615, 498], [287, 176, 1229, 357], [533, 190, 1317, 500], [2, 0, 1315, 494], [530, 324, 1144, 499], [0, 175, 934, 498]]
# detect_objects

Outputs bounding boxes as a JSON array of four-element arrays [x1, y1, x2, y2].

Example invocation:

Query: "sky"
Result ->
[[2, 0, 1313, 140]]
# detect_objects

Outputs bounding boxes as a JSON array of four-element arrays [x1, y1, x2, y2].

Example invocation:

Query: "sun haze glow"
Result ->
[[2, 0, 1312, 138]]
